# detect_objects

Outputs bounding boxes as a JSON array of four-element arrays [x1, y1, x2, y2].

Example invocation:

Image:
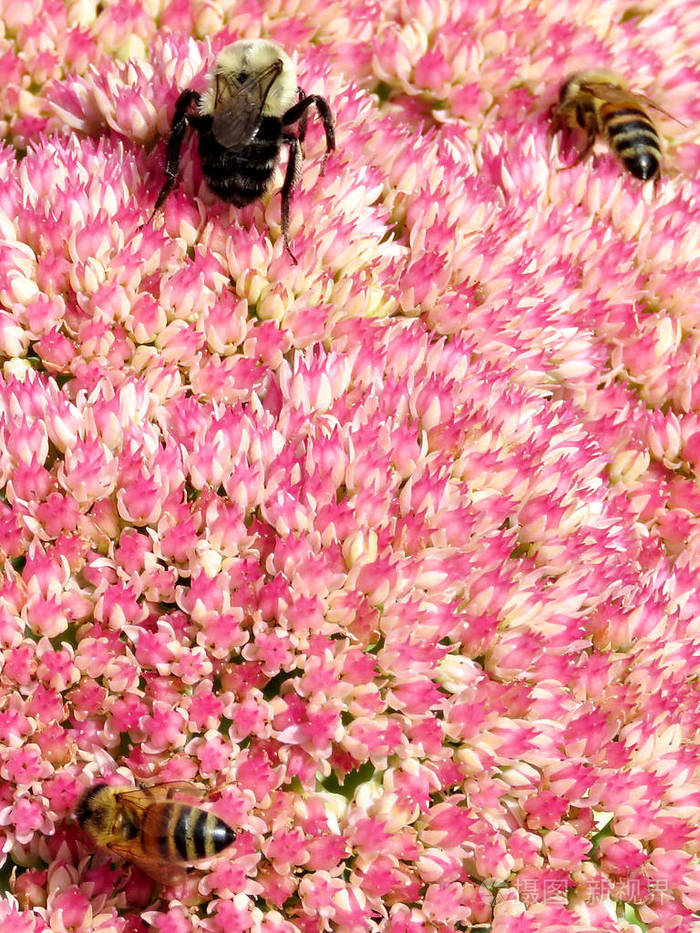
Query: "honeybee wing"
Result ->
[[212, 60, 283, 149], [578, 81, 684, 125], [102, 837, 193, 886], [138, 781, 207, 801], [577, 81, 635, 103], [116, 782, 206, 818]]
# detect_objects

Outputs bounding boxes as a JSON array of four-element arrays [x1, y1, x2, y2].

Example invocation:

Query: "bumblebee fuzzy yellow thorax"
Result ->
[[198, 39, 298, 119]]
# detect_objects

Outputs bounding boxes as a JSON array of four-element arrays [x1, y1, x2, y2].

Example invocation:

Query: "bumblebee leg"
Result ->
[[150, 89, 202, 217], [282, 95, 335, 173], [280, 135, 303, 264], [296, 87, 309, 145]]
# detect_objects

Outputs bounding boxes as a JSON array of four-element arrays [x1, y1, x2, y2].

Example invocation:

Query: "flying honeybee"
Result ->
[[76, 782, 236, 886], [553, 69, 678, 180], [149, 38, 335, 262]]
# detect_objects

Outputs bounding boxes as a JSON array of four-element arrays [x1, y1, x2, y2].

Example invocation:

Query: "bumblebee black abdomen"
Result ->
[[198, 117, 283, 206], [602, 106, 661, 179], [202, 143, 280, 205], [142, 804, 235, 863]]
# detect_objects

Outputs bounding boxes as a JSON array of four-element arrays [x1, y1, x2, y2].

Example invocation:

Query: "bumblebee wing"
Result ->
[[212, 73, 265, 149], [212, 99, 262, 148]]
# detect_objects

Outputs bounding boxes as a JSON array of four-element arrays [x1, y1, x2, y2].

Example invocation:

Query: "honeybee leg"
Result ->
[[280, 134, 303, 264], [569, 131, 596, 167], [550, 107, 572, 140], [282, 95, 335, 173], [149, 88, 202, 218], [557, 126, 596, 171]]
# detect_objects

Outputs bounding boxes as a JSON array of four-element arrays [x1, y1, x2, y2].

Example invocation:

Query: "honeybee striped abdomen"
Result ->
[[137, 798, 235, 862], [601, 105, 660, 179]]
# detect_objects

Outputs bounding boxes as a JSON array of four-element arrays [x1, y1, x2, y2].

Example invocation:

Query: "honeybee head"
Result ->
[[76, 784, 118, 839]]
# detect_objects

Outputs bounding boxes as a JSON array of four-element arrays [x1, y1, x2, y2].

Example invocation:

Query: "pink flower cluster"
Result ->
[[0, 0, 699, 932]]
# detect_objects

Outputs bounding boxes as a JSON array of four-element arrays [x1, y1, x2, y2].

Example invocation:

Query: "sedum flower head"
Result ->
[[0, 1, 699, 932]]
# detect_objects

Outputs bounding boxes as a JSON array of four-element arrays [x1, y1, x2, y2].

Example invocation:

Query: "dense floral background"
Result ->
[[0, 0, 698, 931]]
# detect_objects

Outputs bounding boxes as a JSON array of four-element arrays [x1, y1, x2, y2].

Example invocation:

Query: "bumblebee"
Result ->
[[554, 69, 676, 180], [76, 782, 236, 885], [150, 38, 335, 261]]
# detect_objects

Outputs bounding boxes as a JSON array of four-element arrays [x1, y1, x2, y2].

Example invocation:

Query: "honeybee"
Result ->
[[76, 782, 236, 886], [554, 70, 678, 180]]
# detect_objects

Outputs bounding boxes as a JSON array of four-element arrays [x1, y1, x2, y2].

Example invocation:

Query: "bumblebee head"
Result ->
[[200, 39, 298, 119]]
